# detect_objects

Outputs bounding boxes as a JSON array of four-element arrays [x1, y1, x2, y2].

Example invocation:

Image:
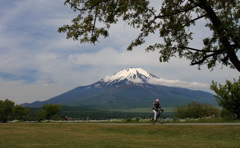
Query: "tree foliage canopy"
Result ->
[[41, 103, 62, 120], [58, 0, 240, 72], [210, 77, 240, 119], [0, 99, 15, 123], [14, 105, 30, 121], [0, 99, 30, 122]]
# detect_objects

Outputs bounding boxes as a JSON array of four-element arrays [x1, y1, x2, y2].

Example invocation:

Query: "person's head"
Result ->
[[155, 99, 159, 103]]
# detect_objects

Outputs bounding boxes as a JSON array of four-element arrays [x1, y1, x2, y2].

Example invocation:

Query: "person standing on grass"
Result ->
[[152, 99, 164, 122]]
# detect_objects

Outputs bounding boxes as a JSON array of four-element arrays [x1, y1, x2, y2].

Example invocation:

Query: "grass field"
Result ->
[[0, 123, 240, 148]]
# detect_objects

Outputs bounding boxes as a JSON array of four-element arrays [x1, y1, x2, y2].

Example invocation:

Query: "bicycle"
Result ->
[[150, 110, 164, 124]]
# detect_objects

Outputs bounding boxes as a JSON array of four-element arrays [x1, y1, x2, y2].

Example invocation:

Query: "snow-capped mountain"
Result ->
[[23, 68, 216, 109], [94, 67, 208, 91], [102, 68, 158, 84], [95, 68, 158, 86]]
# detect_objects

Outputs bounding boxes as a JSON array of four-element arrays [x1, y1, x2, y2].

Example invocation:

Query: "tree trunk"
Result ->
[[226, 46, 240, 72], [237, 112, 240, 119], [201, 2, 240, 72], [3, 114, 8, 123]]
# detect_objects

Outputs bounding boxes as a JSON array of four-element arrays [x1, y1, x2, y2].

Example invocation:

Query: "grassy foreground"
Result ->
[[0, 123, 240, 148]]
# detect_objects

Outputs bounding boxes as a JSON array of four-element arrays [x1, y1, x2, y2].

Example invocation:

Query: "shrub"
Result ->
[[220, 108, 236, 120], [174, 102, 219, 119]]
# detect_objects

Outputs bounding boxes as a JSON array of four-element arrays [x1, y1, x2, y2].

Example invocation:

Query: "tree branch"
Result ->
[[191, 52, 220, 65], [154, 5, 198, 19], [183, 14, 208, 27], [179, 46, 223, 53], [231, 44, 240, 48], [66, 1, 102, 12], [92, 5, 99, 36], [188, 0, 200, 6], [221, 55, 229, 63], [199, 1, 240, 72]]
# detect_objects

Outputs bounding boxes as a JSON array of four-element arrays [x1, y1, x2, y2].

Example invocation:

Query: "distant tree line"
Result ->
[[0, 99, 61, 123]]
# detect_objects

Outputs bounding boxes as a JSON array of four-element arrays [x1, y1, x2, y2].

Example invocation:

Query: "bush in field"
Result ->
[[174, 102, 219, 119], [220, 108, 236, 120], [203, 105, 219, 118], [124, 118, 134, 123]]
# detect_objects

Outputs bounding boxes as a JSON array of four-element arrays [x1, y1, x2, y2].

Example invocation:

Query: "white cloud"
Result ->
[[68, 47, 160, 66], [147, 78, 210, 91]]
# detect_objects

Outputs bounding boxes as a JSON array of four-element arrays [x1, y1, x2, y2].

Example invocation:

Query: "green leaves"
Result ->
[[0, 99, 30, 122], [210, 77, 240, 119], [0, 99, 15, 123], [41, 103, 61, 120], [59, 0, 240, 71]]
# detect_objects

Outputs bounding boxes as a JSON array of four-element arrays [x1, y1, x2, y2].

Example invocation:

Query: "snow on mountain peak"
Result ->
[[100, 67, 209, 91], [103, 68, 157, 84]]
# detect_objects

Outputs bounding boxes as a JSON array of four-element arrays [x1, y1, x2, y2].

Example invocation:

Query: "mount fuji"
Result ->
[[23, 68, 217, 110]]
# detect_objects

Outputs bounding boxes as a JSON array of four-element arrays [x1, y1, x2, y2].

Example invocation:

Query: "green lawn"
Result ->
[[0, 123, 239, 148]]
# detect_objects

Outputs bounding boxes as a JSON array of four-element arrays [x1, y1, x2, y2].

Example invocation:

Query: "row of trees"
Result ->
[[0, 99, 61, 123]]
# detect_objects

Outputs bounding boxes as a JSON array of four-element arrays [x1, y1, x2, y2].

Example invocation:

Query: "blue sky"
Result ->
[[0, 0, 239, 104]]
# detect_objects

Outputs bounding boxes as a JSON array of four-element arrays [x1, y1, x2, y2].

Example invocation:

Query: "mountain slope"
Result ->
[[23, 68, 217, 109]]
